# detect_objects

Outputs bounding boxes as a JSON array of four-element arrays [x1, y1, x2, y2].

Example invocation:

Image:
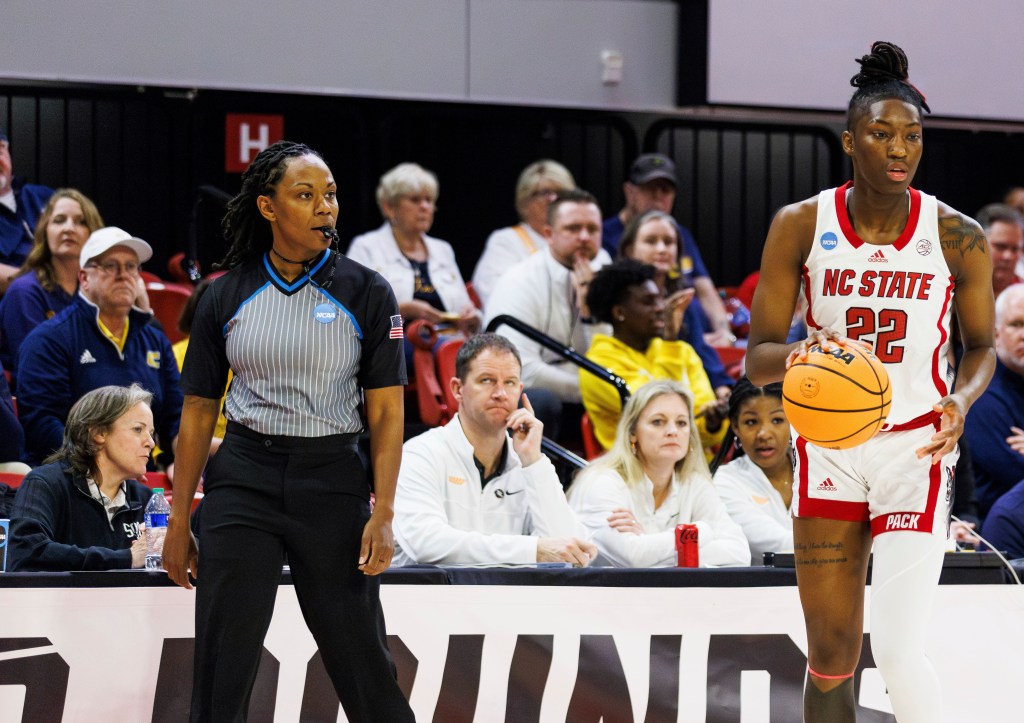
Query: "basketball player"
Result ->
[[746, 42, 995, 722]]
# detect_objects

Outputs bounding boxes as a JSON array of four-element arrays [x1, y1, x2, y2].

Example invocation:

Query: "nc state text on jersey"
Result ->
[[821, 268, 935, 300]]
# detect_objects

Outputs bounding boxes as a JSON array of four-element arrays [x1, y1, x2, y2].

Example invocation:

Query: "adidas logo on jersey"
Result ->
[[79, 349, 97, 364], [868, 249, 887, 263], [816, 478, 837, 492]]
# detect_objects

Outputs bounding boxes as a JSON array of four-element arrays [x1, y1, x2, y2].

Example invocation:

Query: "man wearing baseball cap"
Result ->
[[16, 227, 183, 465], [601, 153, 679, 256], [0, 128, 55, 292]]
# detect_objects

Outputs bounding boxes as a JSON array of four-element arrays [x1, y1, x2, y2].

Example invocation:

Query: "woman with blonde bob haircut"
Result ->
[[568, 379, 748, 567], [348, 162, 478, 335], [472, 159, 577, 304]]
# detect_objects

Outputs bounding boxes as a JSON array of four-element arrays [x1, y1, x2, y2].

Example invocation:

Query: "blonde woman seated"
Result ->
[[581, 259, 727, 454], [710, 377, 793, 565], [568, 379, 748, 567], [471, 159, 576, 305]]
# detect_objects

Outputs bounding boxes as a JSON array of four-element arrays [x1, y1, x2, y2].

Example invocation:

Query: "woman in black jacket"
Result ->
[[9, 384, 155, 571]]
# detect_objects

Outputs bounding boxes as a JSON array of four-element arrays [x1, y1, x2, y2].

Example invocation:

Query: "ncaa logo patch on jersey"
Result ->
[[146, 351, 161, 369], [819, 231, 838, 250], [312, 302, 338, 324]]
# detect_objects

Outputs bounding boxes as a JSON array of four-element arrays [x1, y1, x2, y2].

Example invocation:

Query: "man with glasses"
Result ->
[[17, 227, 183, 464]]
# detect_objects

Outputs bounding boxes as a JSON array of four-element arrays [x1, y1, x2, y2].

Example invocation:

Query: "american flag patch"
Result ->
[[389, 314, 404, 339]]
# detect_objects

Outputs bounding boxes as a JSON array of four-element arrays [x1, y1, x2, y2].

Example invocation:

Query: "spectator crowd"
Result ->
[[2, 127, 1023, 570]]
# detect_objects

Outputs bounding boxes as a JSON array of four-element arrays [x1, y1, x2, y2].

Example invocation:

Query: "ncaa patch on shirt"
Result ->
[[313, 302, 339, 324], [819, 231, 838, 250]]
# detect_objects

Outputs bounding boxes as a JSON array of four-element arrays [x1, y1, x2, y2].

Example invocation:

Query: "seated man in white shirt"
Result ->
[[484, 188, 611, 440], [393, 333, 596, 567]]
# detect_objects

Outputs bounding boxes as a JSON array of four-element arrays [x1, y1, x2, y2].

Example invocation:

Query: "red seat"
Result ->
[[0, 471, 27, 489], [167, 252, 197, 286], [146, 282, 193, 344], [580, 412, 603, 461], [436, 337, 464, 418], [141, 471, 172, 492], [714, 345, 746, 381], [407, 321, 468, 428], [139, 270, 163, 284]]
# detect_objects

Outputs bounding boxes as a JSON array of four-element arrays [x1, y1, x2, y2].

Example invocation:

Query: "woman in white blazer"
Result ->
[[347, 163, 479, 336]]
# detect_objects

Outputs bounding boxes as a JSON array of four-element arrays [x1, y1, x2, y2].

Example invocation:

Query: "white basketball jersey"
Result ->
[[801, 182, 954, 428]]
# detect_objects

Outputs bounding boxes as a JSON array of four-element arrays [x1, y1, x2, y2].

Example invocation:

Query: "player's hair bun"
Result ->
[[850, 41, 910, 88]]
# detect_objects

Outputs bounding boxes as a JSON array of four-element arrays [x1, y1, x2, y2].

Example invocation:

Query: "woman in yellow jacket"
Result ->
[[581, 259, 727, 455]]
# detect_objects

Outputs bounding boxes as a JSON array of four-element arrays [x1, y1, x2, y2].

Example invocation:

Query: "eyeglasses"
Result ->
[[528, 189, 559, 201], [85, 260, 141, 277]]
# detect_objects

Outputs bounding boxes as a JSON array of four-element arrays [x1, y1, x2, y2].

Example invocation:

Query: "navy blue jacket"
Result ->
[[0, 271, 75, 376], [981, 479, 1024, 560], [963, 359, 1024, 519], [17, 294, 183, 464], [0, 178, 53, 266], [0, 360, 25, 464], [8, 461, 153, 571]]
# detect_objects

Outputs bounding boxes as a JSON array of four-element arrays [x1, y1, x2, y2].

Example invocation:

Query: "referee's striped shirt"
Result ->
[[180, 250, 406, 438]]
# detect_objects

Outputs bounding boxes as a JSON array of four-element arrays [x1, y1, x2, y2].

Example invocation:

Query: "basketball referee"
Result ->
[[163, 141, 415, 722]]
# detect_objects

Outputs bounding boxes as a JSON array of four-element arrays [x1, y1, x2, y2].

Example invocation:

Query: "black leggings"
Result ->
[[190, 425, 413, 722]]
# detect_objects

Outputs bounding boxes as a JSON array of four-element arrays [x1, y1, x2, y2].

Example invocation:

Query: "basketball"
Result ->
[[782, 343, 891, 450]]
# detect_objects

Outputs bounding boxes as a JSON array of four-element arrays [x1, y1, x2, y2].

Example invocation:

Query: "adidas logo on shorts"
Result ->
[[817, 478, 837, 492]]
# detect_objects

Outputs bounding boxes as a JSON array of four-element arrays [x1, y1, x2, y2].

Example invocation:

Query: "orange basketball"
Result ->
[[782, 343, 891, 450]]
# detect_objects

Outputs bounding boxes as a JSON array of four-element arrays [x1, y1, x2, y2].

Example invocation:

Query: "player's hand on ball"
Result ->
[[786, 327, 869, 369]]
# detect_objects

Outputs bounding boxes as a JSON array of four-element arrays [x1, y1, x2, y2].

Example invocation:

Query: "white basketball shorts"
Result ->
[[793, 422, 956, 537]]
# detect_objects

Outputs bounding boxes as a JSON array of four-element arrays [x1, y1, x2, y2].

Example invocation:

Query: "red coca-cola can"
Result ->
[[676, 524, 699, 567]]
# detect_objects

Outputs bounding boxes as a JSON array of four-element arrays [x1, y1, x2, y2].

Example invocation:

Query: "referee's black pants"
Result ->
[[190, 424, 414, 722]]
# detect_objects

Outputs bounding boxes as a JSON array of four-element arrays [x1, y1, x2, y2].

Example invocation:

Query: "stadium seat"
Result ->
[[139, 270, 163, 284], [0, 471, 27, 489], [436, 337, 463, 417], [407, 321, 466, 427], [145, 281, 193, 344], [714, 345, 746, 381], [167, 252, 198, 286], [580, 412, 603, 461], [141, 471, 172, 492]]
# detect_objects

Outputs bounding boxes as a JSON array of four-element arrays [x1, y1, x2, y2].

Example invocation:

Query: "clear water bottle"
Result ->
[[145, 488, 170, 570]]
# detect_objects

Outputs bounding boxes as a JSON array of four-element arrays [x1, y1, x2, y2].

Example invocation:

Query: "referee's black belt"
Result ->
[[226, 421, 359, 451]]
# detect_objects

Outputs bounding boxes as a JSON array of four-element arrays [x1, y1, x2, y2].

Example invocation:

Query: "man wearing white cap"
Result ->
[[17, 227, 183, 464]]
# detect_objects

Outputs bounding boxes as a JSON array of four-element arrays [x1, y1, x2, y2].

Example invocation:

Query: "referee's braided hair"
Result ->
[[847, 41, 930, 130], [217, 140, 322, 269], [709, 376, 784, 474]]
